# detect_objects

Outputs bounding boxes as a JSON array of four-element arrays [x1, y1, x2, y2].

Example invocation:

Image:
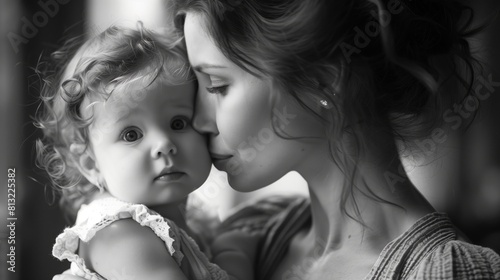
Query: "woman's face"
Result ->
[[184, 12, 326, 191]]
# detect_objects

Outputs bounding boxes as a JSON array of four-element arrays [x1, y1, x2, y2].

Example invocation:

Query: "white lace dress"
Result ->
[[52, 197, 228, 280]]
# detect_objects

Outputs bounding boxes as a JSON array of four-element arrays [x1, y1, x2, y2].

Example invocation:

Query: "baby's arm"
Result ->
[[211, 230, 260, 280], [79, 219, 187, 280]]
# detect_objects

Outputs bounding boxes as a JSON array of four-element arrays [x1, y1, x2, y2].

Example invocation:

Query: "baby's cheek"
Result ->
[[102, 150, 145, 186], [185, 133, 212, 166], [184, 132, 209, 153]]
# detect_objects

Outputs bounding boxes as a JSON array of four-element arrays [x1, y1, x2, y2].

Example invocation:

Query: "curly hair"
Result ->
[[35, 23, 194, 221], [171, 0, 483, 222]]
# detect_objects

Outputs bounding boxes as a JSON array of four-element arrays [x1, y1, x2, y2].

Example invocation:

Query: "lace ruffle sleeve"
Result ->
[[52, 197, 183, 279]]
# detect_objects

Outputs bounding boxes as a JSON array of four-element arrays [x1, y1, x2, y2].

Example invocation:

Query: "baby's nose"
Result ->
[[151, 138, 177, 158]]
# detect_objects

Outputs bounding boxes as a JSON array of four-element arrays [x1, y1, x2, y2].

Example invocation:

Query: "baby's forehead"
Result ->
[[82, 78, 194, 117], [98, 80, 196, 119], [108, 77, 195, 101]]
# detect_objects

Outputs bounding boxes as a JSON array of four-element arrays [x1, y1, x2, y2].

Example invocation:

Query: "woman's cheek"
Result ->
[[218, 87, 273, 150]]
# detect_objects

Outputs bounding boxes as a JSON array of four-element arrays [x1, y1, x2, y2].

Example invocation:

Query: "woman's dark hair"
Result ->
[[171, 0, 482, 222]]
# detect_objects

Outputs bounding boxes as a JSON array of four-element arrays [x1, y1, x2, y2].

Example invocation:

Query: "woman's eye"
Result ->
[[206, 85, 228, 95], [121, 128, 143, 142], [171, 117, 188, 130]]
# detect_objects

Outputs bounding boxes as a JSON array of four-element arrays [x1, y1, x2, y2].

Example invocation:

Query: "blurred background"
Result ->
[[0, 0, 499, 279]]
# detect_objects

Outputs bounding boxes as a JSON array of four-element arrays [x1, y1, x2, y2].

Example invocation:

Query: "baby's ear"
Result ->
[[70, 143, 101, 185]]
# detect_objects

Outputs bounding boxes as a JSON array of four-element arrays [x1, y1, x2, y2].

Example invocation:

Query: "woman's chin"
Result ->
[[226, 172, 280, 193], [227, 176, 262, 193]]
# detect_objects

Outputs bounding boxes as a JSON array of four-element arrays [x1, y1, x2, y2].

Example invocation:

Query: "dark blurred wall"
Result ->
[[456, 0, 500, 253], [21, 1, 85, 277], [2, 1, 85, 279], [1, 1, 23, 279]]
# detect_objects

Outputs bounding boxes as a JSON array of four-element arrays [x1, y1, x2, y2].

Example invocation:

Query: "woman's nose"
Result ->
[[192, 88, 218, 135]]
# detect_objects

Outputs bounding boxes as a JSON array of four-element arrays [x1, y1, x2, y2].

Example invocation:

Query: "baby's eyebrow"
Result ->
[[105, 114, 128, 126], [102, 105, 140, 125], [169, 104, 193, 111]]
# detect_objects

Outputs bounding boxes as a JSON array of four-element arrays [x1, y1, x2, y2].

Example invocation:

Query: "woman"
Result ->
[[55, 0, 500, 279], [175, 0, 500, 279]]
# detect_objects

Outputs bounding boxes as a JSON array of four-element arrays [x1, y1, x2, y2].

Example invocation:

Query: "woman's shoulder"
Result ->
[[219, 195, 309, 234], [218, 196, 311, 280], [366, 212, 500, 280], [411, 240, 500, 279]]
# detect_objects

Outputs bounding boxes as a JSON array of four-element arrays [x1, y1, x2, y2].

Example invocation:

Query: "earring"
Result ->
[[320, 99, 329, 108], [96, 181, 105, 193], [319, 90, 337, 109]]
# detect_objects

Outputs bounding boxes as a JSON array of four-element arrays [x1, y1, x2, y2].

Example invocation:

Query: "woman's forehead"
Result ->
[[183, 13, 230, 68]]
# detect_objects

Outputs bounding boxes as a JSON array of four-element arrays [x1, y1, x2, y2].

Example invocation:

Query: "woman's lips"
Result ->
[[210, 152, 233, 169], [210, 152, 233, 160]]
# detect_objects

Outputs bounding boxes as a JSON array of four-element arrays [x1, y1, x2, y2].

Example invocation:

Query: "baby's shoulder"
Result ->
[[411, 240, 500, 279], [81, 218, 187, 279], [88, 218, 156, 245], [76, 197, 181, 261], [83, 218, 166, 261]]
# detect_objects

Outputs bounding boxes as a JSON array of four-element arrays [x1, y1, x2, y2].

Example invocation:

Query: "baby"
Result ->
[[36, 23, 255, 280]]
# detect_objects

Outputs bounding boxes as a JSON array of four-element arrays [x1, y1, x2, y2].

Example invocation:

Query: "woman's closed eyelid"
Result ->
[[206, 85, 228, 95], [204, 75, 229, 94], [209, 76, 227, 86]]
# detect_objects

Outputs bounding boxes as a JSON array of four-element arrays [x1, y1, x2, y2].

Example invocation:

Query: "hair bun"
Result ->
[[406, 16, 453, 54], [396, 0, 465, 58]]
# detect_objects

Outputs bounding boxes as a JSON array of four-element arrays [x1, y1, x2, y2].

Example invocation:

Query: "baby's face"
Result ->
[[87, 80, 211, 206]]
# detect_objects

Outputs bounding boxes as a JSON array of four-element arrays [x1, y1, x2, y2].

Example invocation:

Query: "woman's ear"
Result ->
[[70, 143, 101, 185]]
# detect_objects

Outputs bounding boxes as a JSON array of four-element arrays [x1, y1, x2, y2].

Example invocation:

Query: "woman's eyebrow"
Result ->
[[193, 63, 226, 72]]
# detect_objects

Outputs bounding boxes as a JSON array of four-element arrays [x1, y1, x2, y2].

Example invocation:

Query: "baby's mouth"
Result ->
[[155, 166, 185, 182], [155, 172, 185, 182]]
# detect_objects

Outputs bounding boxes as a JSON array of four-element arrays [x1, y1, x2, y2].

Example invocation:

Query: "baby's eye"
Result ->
[[121, 127, 143, 142], [171, 117, 188, 131]]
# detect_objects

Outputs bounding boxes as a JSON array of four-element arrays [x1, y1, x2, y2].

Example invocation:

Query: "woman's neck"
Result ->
[[298, 130, 435, 257]]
